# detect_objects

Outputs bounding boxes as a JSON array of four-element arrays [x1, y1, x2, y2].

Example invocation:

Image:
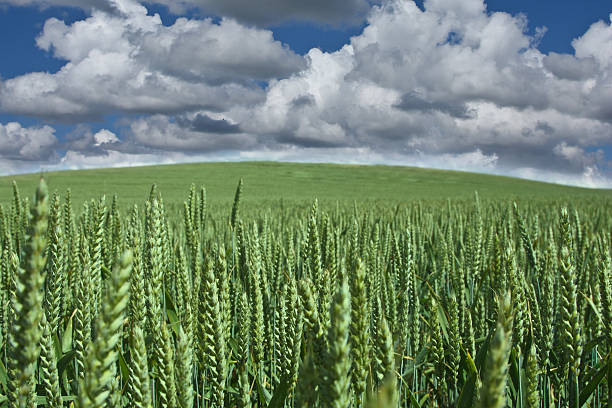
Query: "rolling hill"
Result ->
[[1, 161, 609, 209]]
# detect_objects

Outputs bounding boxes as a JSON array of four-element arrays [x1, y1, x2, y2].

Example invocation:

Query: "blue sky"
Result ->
[[0, 0, 610, 187], [468, 0, 611, 54], [2, 1, 609, 71]]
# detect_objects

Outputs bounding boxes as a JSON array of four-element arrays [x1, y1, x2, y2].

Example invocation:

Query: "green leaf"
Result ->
[[569, 368, 579, 408], [165, 288, 178, 316], [118, 348, 130, 382], [0, 360, 7, 391], [57, 349, 76, 378], [267, 378, 289, 408], [167, 308, 180, 336], [437, 300, 449, 341], [256, 372, 272, 406], [508, 347, 522, 406], [582, 292, 605, 330], [406, 388, 422, 408], [62, 315, 73, 354], [457, 375, 477, 408], [464, 348, 478, 377], [458, 350, 478, 408], [582, 335, 607, 356], [518, 360, 527, 408], [579, 359, 607, 407], [474, 330, 492, 372]]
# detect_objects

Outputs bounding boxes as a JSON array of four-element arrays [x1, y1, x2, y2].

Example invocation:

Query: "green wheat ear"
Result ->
[[78, 250, 132, 408], [40, 314, 62, 408], [236, 291, 251, 408], [479, 292, 513, 408], [374, 316, 397, 405], [176, 324, 194, 408], [350, 259, 370, 406], [321, 278, 352, 408], [8, 178, 48, 408], [374, 316, 395, 389], [198, 259, 227, 407], [525, 338, 540, 408], [128, 325, 153, 408], [157, 322, 178, 408], [230, 178, 243, 228]]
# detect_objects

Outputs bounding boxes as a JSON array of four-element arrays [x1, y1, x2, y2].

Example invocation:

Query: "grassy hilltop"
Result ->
[[1, 161, 610, 208]]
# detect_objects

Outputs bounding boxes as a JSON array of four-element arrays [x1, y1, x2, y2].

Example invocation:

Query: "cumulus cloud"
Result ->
[[543, 53, 598, 81], [1, 0, 376, 26], [128, 114, 257, 152], [0, 0, 303, 120], [222, 0, 612, 186], [395, 92, 474, 119], [0, 0, 113, 11], [148, 0, 375, 26], [0, 122, 57, 161], [0, 119, 217, 174], [177, 114, 241, 134], [573, 14, 612, 69], [93, 129, 119, 146], [1, 0, 612, 188], [0, 121, 59, 175]]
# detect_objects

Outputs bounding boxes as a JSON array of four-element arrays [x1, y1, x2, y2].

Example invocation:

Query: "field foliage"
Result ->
[[1, 164, 612, 407]]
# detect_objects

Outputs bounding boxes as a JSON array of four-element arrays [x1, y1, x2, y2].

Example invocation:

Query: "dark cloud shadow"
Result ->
[[394, 92, 475, 119], [178, 113, 242, 134]]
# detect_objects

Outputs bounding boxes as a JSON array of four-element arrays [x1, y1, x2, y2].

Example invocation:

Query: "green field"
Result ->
[[1, 161, 610, 209], [3, 162, 612, 407]]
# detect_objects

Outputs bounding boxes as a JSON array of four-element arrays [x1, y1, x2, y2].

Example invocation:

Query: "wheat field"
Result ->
[[1, 173, 611, 407]]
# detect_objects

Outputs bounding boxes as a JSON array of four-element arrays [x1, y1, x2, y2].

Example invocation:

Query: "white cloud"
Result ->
[[543, 53, 599, 81], [0, 0, 612, 188], [58, 149, 174, 170], [0, 122, 57, 161], [510, 166, 612, 189], [223, 0, 612, 186], [0, 0, 303, 120], [573, 14, 612, 70], [93, 129, 119, 146]]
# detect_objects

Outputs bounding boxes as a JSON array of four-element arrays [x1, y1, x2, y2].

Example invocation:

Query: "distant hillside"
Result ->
[[1, 161, 610, 209]]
